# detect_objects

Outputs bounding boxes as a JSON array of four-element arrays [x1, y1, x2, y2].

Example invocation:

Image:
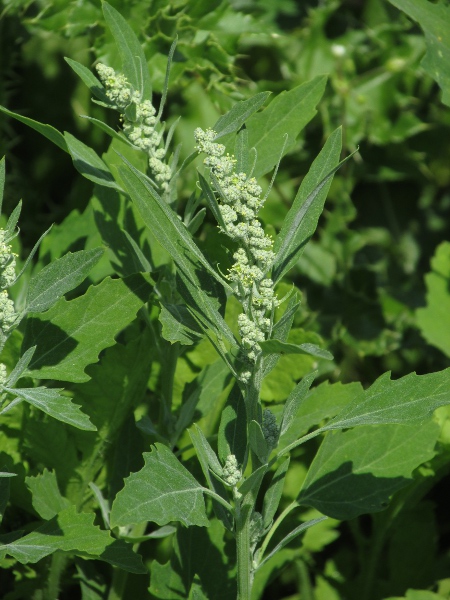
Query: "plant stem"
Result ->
[[258, 500, 299, 562], [107, 522, 148, 600], [236, 503, 252, 600], [45, 551, 68, 600]]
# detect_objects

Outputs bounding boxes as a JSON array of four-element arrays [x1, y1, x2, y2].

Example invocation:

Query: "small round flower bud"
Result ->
[[262, 409, 279, 448], [222, 454, 241, 486]]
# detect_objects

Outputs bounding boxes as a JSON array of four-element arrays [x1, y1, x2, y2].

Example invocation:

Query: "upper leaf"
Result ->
[[110, 443, 209, 528], [213, 92, 271, 140], [246, 76, 327, 177], [272, 127, 343, 283]]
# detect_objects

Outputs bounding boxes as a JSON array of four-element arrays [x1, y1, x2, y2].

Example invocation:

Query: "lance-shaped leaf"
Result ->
[[64, 132, 120, 190], [103, 1, 152, 99], [3, 386, 96, 431], [249, 420, 269, 464], [246, 76, 327, 177], [262, 293, 301, 378], [116, 158, 237, 349], [0, 156, 5, 214], [218, 384, 248, 465], [259, 340, 333, 361], [280, 371, 317, 437], [0, 505, 146, 573], [213, 92, 271, 139], [323, 368, 450, 431], [0, 105, 67, 152], [198, 172, 226, 230], [26, 248, 104, 313], [298, 420, 439, 520], [4, 346, 36, 387], [110, 443, 209, 528], [6, 200, 22, 238], [262, 457, 290, 530], [64, 58, 109, 104], [272, 128, 343, 283], [22, 274, 152, 383]]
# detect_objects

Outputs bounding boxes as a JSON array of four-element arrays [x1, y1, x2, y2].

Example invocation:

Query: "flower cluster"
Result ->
[[96, 64, 171, 191], [262, 409, 279, 449], [222, 454, 242, 487], [194, 128, 279, 376], [0, 229, 18, 337]]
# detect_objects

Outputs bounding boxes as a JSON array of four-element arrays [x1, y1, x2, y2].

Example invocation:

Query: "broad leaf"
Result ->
[[246, 76, 327, 177], [23, 274, 152, 382], [159, 304, 203, 346], [0, 505, 146, 573], [103, 1, 152, 99], [389, 0, 450, 106], [416, 242, 450, 358], [324, 368, 450, 431], [213, 92, 271, 139], [298, 420, 439, 519], [3, 386, 96, 431], [110, 443, 209, 528], [272, 127, 342, 283], [26, 248, 104, 313], [25, 469, 70, 519]]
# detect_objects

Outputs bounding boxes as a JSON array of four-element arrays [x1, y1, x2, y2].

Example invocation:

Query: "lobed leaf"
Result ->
[[110, 443, 209, 528], [25, 469, 70, 520]]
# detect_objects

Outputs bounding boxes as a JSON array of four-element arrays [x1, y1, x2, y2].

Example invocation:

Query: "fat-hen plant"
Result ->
[[1, 3, 450, 600]]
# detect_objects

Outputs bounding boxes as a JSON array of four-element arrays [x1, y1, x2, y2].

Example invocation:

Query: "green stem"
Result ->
[[45, 551, 68, 600], [236, 503, 252, 600], [258, 500, 299, 562], [107, 522, 148, 600], [159, 341, 179, 436]]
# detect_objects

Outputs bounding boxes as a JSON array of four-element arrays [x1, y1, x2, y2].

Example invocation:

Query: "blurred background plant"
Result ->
[[1, 0, 450, 598]]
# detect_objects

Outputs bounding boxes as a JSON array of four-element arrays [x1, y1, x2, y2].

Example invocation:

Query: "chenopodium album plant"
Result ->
[[1, 3, 450, 599]]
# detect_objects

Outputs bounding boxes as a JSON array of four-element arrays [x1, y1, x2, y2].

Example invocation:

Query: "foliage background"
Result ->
[[1, 0, 450, 598]]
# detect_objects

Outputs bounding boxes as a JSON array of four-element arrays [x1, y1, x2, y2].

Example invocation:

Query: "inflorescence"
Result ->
[[95, 64, 171, 191], [0, 229, 18, 339], [194, 128, 280, 382]]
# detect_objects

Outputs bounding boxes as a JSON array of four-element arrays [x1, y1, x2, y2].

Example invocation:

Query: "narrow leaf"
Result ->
[[259, 340, 333, 360], [64, 58, 109, 103], [262, 457, 290, 529], [64, 132, 119, 190], [5, 346, 36, 387], [110, 444, 209, 528], [218, 384, 248, 465], [0, 105, 68, 152], [198, 172, 226, 230], [5, 200, 22, 238], [0, 505, 146, 573], [262, 293, 300, 378], [213, 92, 271, 139], [249, 420, 269, 464], [79, 116, 133, 146], [189, 424, 223, 476], [272, 128, 343, 283], [0, 156, 5, 215], [4, 386, 96, 431], [280, 371, 317, 437], [239, 464, 268, 505], [26, 248, 104, 313], [103, 1, 152, 98]]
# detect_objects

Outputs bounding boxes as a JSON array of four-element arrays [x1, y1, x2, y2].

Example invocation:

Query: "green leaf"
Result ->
[[0, 156, 5, 215], [26, 248, 104, 313], [246, 76, 327, 177], [262, 293, 300, 378], [218, 384, 248, 465], [5, 346, 36, 387], [64, 132, 120, 190], [262, 457, 290, 530], [272, 128, 343, 283], [189, 424, 223, 477], [110, 443, 209, 528], [239, 464, 268, 506], [248, 420, 269, 464], [116, 158, 237, 349], [198, 172, 226, 230], [280, 371, 317, 437], [213, 92, 271, 140], [3, 386, 97, 431], [25, 469, 70, 519], [324, 368, 450, 431], [80, 116, 133, 146], [416, 242, 450, 357], [0, 105, 68, 152], [298, 420, 439, 519], [6, 200, 22, 238], [259, 340, 333, 361], [64, 57, 109, 103], [159, 304, 203, 346], [103, 1, 152, 99], [0, 468, 12, 526], [23, 274, 152, 382], [389, 0, 450, 106], [0, 505, 146, 573]]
